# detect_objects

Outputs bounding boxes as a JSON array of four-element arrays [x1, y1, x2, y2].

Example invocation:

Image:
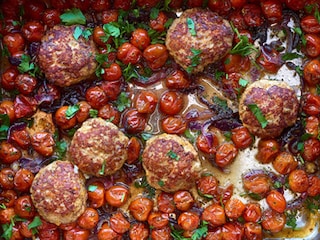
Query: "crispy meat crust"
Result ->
[[38, 25, 98, 87], [239, 80, 299, 138], [69, 118, 129, 176], [165, 8, 234, 73], [30, 160, 87, 226], [142, 133, 201, 192]]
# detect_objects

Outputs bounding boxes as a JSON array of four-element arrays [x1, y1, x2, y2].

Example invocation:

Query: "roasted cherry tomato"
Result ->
[[31, 132, 55, 157], [98, 103, 121, 125], [178, 211, 200, 231], [77, 207, 99, 230], [231, 126, 253, 149], [110, 212, 131, 234], [303, 93, 320, 115], [301, 15, 320, 33], [243, 172, 270, 198], [266, 190, 286, 213], [288, 169, 309, 193], [0, 168, 15, 189], [0, 189, 17, 208], [64, 226, 90, 240], [256, 139, 280, 164], [161, 116, 187, 134], [92, 0, 111, 12], [242, 3, 264, 27], [88, 181, 105, 208], [165, 70, 190, 89], [86, 86, 109, 109], [135, 90, 158, 114], [305, 116, 319, 138], [97, 223, 122, 240], [129, 223, 149, 240], [243, 203, 262, 223], [15, 73, 37, 95], [0, 141, 22, 164], [261, 209, 286, 233], [197, 175, 219, 197], [202, 204, 226, 227], [143, 44, 169, 70], [223, 54, 251, 73], [302, 138, 320, 162], [149, 11, 168, 32], [129, 197, 154, 221], [157, 192, 175, 214], [261, 0, 283, 23], [127, 137, 141, 164], [105, 185, 130, 207], [215, 142, 238, 168], [225, 198, 246, 219], [148, 211, 169, 229], [303, 59, 320, 86], [13, 168, 34, 192], [123, 109, 147, 134], [102, 63, 122, 81], [173, 190, 194, 211], [244, 222, 263, 240], [117, 42, 142, 64], [14, 195, 35, 219], [130, 28, 151, 50], [272, 151, 298, 175], [1, 66, 19, 91], [21, 21, 45, 42], [305, 34, 320, 58], [196, 132, 219, 154], [2, 32, 25, 55], [159, 91, 184, 115], [42, 9, 61, 28]]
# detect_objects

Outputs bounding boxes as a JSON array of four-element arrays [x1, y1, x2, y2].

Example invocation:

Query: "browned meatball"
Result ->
[[38, 25, 98, 87], [142, 133, 201, 192], [69, 118, 129, 176], [30, 160, 87, 226], [165, 8, 234, 74], [239, 80, 299, 138]]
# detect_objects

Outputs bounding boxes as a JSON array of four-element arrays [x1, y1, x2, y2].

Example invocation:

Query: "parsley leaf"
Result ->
[[186, 48, 202, 74], [28, 216, 42, 234], [88, 185, 98, 192], [89, 109, 98, 118], [239, 78, 248, 87], [122, 63, 140, 81], [18, 54, 35, 75], [55, 139, 67, 160], [115, 92, 131, 112], [150, 8, 159, 20], [66, 104, 80, 119], [134, 176, 156, 198], [192, 221, 208, 240], [73, 26, 92, 40], [141, 132, 153, 141], [281, 52, 303, 61], [0, 114, 10, 140], [99, 160, 106, 175], [247, 104, 268, 128], [184, 129, 200, 144], [293, 27, 307, 46], [187, 18, 196, 36], [285, 211, 297, 229], [230, 26, 258, 56], [213, 96, 228, 109], [167, 150, 179, 160], [60, 8, 86, 25], [158, 179, 165, 187]]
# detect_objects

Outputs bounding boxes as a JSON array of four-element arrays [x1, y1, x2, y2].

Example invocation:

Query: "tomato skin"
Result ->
[[223, 54, 251, 73], [161, 116, 187, 134], [288, 169, 309, 193], [243, 203, 262, 223], [0, 189, 17, 208], [0, 141, 22, 164], [305, 34, 320, 58], [148, 211, 169, 229], [266, 190, 286, 213], [135, 90, 158, 114], [127, 137, 141, 164], [157, 192, 175, 214], [150, 226, 171, 240], [64, 226, 90, 240], [14, 195, 35, 219], [105, 185, 130, 207], [196, 132, 219, 154], [13, 168, 34, 192], [88, 182, 105, 208], [272, 151, 298, 175], [285, 0, 306, 11], [178, 211, 200, 231], [97, 223, 122, 240], [75, 101, 91, 123], [19, 219, 33, 238], [86, 86, 109, 109], [1, 66, 19, 91], [42, 9, 61, 28], [98, 104, 120, 125], [215, 142, 238, 168], [123, 109, 147, 134], [101, 9, 119, 24], [0, 100, 15, 122], [92, 0, 111, 12], [129, 223, 149, 240], [230, 0, 247, 8], [102, 63, 122, 81], [101, 80, 121, 101], [243, 172, 270, 198], [14, 95, 37, 119], [304, 59, 320, 86], [261, 209, 286, 233], [225, 198, 246, 219], [302, 138, 320, 162], [159, 91, 184, 115], [303, 93, 320, 115], [229, 10, 248, 30], [93, 26, 108, 46], [0, 207, 15, 224], [15, 73, 37, 95], [244, 222, 262, 240], [307, 176, 320, 197], [130, 28, 151, 50], [110, 212, 131, 234], [21, 21, 45, 42], [256, 139, 280, 164], [242, 4, 264, 27], [208, 0, 232, 16], [197, 175, 219, 197], [0, 168, 15, 189], [202, 204, 226, 227], [257, 48, 282, 74], [301, 15, 320, 34], [2, 33, 25, 55], [165, 70, 190, 89], [129, 197, 153, 221], [31, 132, 55, 157], [54, 106, 77, 130], [117, 42, 142, 64], [149, 11, 168, 32], [261, 0, 283, 23], [143, 44, 169, 70], [305, 116, 319, 137], [173, 190, 194, 211], [77, 208, 99, 230], [24, 1, 46, 20], [231, 126, 253, 149]]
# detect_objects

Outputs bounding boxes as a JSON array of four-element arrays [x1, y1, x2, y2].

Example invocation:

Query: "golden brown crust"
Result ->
[[239, 80, 299, 138], [30, 160, 87, 226], [38, 25, 98, 87], [69, 118, 129, 176], [165, 8, 234, 73], [142, 133, 201, 192]]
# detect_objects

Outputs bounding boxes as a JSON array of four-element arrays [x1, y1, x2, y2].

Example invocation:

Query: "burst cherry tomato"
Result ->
[[135, 90, 158, 114], [307, 176, 320, 197], [243, 203, 262, 223], [86, 86, 109, 109], [173, 190, 194, 211], [123, 109, 147, 134], [42, 9, 61, 28], [127, 137, 141, 164], [15, 74, 37, 95], [225, 198, 246, 219], [1, 66, 19, 91], [242, 172, 270, 198], [284, 0, 306, 11], [215, 142, 238, 168], [130, 28, 151, 50], [202, 204, 226, 227], [0, 141, 22, 164], [75, 101, 91, 123], [256, 139, 280, 164], [0, 207, 15, 224], [304, 59, 320, 86], [231, 126, 253, 149], [197, 175, 219, 197], [0, 190, 17, 207], [261, 0, 283, 23], [149, 11, 168, 32], [129, 197, 153, 221], [77, 208, 99, 230], [151, 226, 171, 240], [305, 34, 320, 58], [196, 132, 219, 154], [110, 212, 131, 234], [288, 169, 309, 193], [92, 0, 111, 12], [266, 190, 286, 213], [13, 168, 34, 192], [165, 70, 190, 89], [64, 227, 90, 240], [178, 211, 200, 231], [159, 91, 184, 115], [24, 1, 46, 20], [21, 21, 45, 42], [305, 116, 319, 137], [0, 100, 15, 122], [272, 151, 298, 175], [97, 223, 122, 240], [98, 103, 121, 125], [117, 42, 142, 64], [303, 93, 320, 115], [223, 54, 251, 73], [208, 0, 232, 16], [148, 212, 169, 229], [242, 4, 264, 27], [301, 15, 320, 34], [14, 95, 37, 119], [101, 9, 119, 24], [302, 138, 320, 162], [102, 63, 122, 81], [261, 209, 286, 233], [101, 80, 121, 101], [88, 182, 105, 208], [14, 195, 35, 219], [0, 168, 15, 189], [31, 132, 55, 157], [244, 222, 262, 240], [129, 223, 149, 240], [157, 192, 175, 214], [161, 116, 187, 134], [2, 32, 25, 55], [143, 44, 169, 70], [54, 106, 77, 130], [105, 185, 130, 207], [257, 48, 282, 74]]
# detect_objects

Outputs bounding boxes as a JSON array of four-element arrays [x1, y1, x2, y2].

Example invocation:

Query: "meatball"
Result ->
[[30, 160, 87, 226], [142, 133, 201, 192], [239, 80, 299, 138], [38, 25, 98, 87], [165, 8, 234, 74], [69, 118, 129, 176]]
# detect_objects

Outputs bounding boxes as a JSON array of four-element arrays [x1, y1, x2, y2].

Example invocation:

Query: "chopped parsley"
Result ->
[[186, 48, 202, 74], [55, 139, 67, 160], [141, 132, 153, 141], [73, 26, 92, 40], [167, 150, 179, 160], [134, 176, 156, 198], [305, 195, 320, 213], [28, 216, 42, 234], [184, 129, 200, 144], [281, 52, 303, 61], [293, 27, 307, 46], [0, 203, 6, 209], [150, 8, 159, 20], [158, 179, 165, 187], [214, 70, 226, 81], [17, 54, 41, 77], [89, 109, 99, 118], [247, 104, 268, 129], [187, 18, 196, 36], [115, 92, 131, 112], [213, 96, 228, 109], [0, 114, 10, 140], [60, 8, 86, 25], [230, 26, 258, 56], [99, 160, 106, 175], [88, 185, 98, 192], [66, 104, 80, 119], [285, 211, 297, 230], [239, 78, 249, 87], [122, 63, 140, 81], [192, 221, 208, 240]]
